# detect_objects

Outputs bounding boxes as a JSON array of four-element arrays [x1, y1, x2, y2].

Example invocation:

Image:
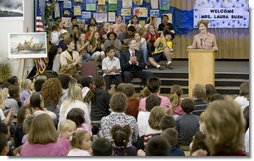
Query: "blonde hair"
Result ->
[[71, 130, 90, 149], [203, 100, 245, 155], [58, 119, 76, 135], [61, 83, 83, 116], [20, 79, 32, 90], [148, 106, 166, 130], [197, 20, 208, 29], [28, 114, 58, 144], [169, 84, 183, 107]]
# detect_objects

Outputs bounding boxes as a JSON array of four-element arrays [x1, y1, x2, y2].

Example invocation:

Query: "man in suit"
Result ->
[[120, 39, 152, 83]]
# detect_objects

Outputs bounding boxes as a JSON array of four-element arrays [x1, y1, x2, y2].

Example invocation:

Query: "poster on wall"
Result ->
[[0, 0, 24, 20], [98, 0, 106, 5], [63, 9, 71, 17], [109, 0, 117, 4], [108, 12, 116, 22], [63, 1, 72, 8], [134, 0, 143, 5], [159, 0, 170, 10], [93, 13, 107, 22], [108, 0, 117, 11], [54, 3, 60, 18], [82, 11, 92, 19], [97, 5, 106, 12], [86, 0, 96, 11], [122, 0, 132, 9], [8, 33, 47, 59], [194, 0, 249, 28], [150, 10, 160, 17], [133, 7, 148, 17], [108, 4, 117, 11], [74, 5, 81, 16], [121, 9, 131, 16], [151, 0, 158, 9], [74, 0, 82, 2]]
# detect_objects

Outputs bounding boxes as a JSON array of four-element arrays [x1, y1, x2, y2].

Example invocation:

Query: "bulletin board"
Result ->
[[46, 0, 173, 26]]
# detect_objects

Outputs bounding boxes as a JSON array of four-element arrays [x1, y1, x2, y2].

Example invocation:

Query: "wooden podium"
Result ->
[[187, 49, 215, 97]]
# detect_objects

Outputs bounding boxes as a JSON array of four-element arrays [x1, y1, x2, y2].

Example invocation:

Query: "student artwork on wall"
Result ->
[[159, 0, 170, 10], [86, 0, 96, 11], [108, 12, 116, 22], [0, 0, 24, 20], [63, 9, 71, 17], [133, 7, 148, 17], [82, 11, 91, 19], [8, 33, 47, 59], [74, 5, 81, 16], [41, 0, 176, 30], [93, 12, 107, 23], [121, 9, 131, 16], [122, 0, 132, 9], [108, 0, 117, 11], [98, 0, 106, 5], [63, 1, 72, 8], [151, 0, 158, 9], [150, 10, 160, 17], [54, 3, 60, 18], [97, 5, 106, 12], [134, 0, 143, 5]]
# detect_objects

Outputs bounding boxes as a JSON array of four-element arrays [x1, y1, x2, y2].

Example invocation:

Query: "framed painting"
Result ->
[[8, 32, 47, 59], [0, 0, 24, 20]]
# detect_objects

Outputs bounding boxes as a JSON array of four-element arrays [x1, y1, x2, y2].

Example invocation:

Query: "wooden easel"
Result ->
[[16, 27, 31, 80]]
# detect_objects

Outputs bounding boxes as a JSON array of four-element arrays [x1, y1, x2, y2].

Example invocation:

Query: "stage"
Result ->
[[141, 60, 249, 95], [145, 60, 249, 74]]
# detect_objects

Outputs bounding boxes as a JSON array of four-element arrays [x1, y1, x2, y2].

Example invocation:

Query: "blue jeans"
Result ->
[[81, 54, 92, 62]]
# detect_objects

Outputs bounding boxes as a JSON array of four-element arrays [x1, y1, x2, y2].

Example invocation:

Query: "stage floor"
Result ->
[[145, 60, 249, 74]]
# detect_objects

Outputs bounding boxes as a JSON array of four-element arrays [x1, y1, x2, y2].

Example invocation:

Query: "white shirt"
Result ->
[[0, 108, 5, 121], [67, 148, 91, 156], [234, 96, 249, 110], [59, 100, 90, 126], [50, 30, 61, 46], [33, 110, 57, 120], [102, 56, 121, 76], [137, 111, 150, 137]]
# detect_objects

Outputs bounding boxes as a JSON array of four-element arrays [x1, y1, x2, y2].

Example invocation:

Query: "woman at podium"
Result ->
[[188, 20, 218, 51]]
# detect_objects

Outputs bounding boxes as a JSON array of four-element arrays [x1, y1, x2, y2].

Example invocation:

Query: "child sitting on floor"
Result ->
[[68, 130, 91, 156]]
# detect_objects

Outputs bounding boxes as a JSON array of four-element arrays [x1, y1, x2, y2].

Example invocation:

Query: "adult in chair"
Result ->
[[120, 39, 152, 83]]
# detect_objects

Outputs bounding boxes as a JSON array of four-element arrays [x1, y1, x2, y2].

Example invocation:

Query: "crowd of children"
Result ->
[[0, 72, 249, 156]]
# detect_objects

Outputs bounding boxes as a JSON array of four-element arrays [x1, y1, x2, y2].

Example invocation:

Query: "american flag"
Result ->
[[34, 0, 46, 75], [35, 16, 44, 32]]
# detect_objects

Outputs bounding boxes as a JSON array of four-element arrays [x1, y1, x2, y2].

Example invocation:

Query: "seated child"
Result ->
[[161, 128, 185, 156], [67, 108, 92, 136], [67, 130, 91, 156], [0, 133, 9, 156], [92, 138, 113, 156], [110, 125, 137, 156], [22, 116, 35, 144], [58, 119, 77, 154], [102, 47, 122, 90], [148, 30, 174, 69]]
